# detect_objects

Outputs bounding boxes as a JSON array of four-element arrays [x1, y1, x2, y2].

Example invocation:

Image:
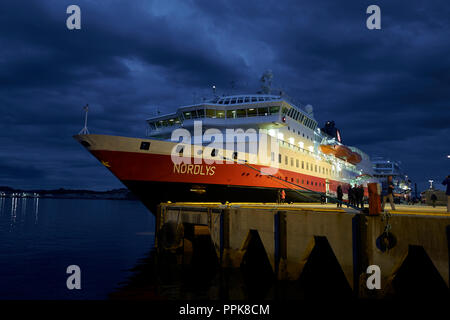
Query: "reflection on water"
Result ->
[[0, 197, 39, 232], [0, 198, 154, 300]]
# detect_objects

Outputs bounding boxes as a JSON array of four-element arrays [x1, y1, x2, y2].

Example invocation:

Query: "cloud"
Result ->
[[0, 0, 449, 192]]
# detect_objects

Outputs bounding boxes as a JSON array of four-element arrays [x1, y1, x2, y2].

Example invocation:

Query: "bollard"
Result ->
[[368, 182, 381, 215]]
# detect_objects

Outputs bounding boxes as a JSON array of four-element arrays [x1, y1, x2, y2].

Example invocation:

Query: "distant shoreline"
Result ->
[[0, 186, 138, 200]]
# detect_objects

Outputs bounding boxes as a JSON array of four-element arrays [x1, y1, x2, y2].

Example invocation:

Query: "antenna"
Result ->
[[79, 104, 90, 135]]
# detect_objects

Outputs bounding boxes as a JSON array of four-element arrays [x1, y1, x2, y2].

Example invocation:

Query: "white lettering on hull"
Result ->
[[173, 164, 216, 176]]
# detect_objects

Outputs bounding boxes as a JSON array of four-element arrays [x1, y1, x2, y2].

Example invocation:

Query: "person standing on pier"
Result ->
[[431, 193, 437, 208], [357, 185, 364, 209], [442, 175, 450, 213], [347, 185, 353, 207], [381, 176, 396, 211], [337, 185, 343, 208], [280, 189, 286, 204]]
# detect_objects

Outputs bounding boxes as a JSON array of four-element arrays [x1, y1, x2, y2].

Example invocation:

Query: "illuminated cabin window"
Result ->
[[227, 109, 237, 118], [296, 159, 299, 168], [216, 110, 225, 118], [258, 107, 269, 116], [206, 109, 216, 118], [247, 108, 257, 117], [285, 156, 288, 165], [140, 141, 150, 150], [236, 109, 246, 118], [183, 111, 191, 119], [269, 106, 280, 114]]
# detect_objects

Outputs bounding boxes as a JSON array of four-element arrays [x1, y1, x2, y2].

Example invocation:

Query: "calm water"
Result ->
[[0, 197, 155, 300]]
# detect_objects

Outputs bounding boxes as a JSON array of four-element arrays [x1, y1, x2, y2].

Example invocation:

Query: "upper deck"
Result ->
[[145, 94, 318, 139]]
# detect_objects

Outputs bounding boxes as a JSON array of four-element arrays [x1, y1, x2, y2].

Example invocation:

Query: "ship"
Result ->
[[372, 157, 412, 197], [74, 72, 376, 214]]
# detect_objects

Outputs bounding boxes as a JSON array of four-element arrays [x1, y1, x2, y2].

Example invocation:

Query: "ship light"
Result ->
[[298, 141, 304, 149], [308, 146, 313, 153], [277, 132, 284, 140], [289, 137, 294, 145], [268, 129, 276, 137]]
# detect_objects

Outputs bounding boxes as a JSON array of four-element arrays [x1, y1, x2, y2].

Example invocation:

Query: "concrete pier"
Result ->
[[156, 203, 450, 298]]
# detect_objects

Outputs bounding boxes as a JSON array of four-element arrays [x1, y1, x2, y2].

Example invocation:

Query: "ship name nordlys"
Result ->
[[173, 164, 216, 176]]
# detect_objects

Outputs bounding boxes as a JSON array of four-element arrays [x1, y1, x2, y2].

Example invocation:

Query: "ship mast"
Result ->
[[79, 104, 90, 135]]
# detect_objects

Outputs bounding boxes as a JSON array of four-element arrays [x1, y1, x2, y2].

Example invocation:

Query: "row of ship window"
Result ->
[[282, 107, 316, 130], [271, 152, 341, 177], [287, 126, 314, 142], [172, 146, 341, 178], [148, 106, 282, 129], [148, 105, 316, 131]]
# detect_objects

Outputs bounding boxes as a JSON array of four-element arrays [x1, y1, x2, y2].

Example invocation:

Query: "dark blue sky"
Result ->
[[0, 0, 449, 192]]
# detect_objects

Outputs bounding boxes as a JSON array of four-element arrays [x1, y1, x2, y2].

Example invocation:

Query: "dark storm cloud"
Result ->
[[0, 0, 448, 191]]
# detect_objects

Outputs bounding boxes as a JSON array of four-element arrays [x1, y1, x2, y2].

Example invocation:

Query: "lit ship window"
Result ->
[[247, 108, 257, 117], [269, 106, 280, 114], [258, 107, 268, 115], [183, 111, 191, 119], [226, 109, 236, 118], [206, 109, 216, 118], [236, 109, 246, 118]]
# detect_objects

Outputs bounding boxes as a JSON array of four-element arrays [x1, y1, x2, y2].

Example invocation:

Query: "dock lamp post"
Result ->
[[428, 179, 434, 190]]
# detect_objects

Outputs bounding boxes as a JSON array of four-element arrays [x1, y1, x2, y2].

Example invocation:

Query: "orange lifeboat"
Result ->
[[319, 144, 337, 155], [347, 152, 362, 164], [320, 144, 362, 164], [334, 145, 352, 160]]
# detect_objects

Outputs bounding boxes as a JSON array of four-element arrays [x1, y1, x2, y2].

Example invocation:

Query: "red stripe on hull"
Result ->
[[91, 150, 345, 193]]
